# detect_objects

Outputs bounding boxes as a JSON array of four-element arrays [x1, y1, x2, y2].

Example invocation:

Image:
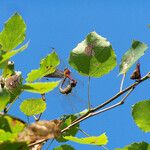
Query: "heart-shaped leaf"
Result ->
[[20, 98, 46, 116], [132, 100, 150, 132], [69, 31, 117, 77]]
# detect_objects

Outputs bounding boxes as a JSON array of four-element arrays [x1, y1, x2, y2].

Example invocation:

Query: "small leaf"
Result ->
[[26, 51, 60, 82], [0, 141, 28, 150], [57, 115, 79, 142], [69, 31, 117, 77], [0, 42, 29, 66], [53, 144, 75, 150], [132, 100, 150, 132], [115, 141, 150, 150], [0, 114, 26, 134], [64, 133, 108, 146], [20, 98, 46, 116], [0, 13, 26, 51], [22, 81, 60, 94], [0, 88, 11, 111], [119, 40, 148, 74]]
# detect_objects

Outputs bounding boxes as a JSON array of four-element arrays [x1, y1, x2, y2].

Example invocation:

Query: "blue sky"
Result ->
[[0, 1, 150, 149]]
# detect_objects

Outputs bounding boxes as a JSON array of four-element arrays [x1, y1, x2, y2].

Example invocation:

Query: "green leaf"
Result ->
[[64, 133, 108, 146], [0, 141, 28, 150], [53, 144, 75, 150], [119, 40, 148, 74], [20, 98, 46, 116], [22, 81, 60, 94], [0, 114, 26, 134], [0, 42, 29, 66], [0, 129, 17, 142], [26, 51, 60, 82], [69, 31, 117, 77], [115, 141, 150, 150], [57, 115, 79, 142], [132, 100, 150, 132], [0, 13, 26, 51], [0, 88, 11, 111]]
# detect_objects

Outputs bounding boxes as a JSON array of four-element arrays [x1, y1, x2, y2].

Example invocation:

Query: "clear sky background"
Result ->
[[0, 1, 150, 150]]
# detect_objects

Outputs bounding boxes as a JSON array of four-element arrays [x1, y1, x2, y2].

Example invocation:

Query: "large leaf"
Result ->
[[116, 141, 150, 150], [0, 13, 26, 51], [26, 51, 60, 82], [57, 115, 79, 142], [0, 42, 29, 66], [22, 81, 60, 94], [0, 88, 11, 111], [69, 31, 117, 77], [119, 40, 148, 74], [64, 133, 108, 146], [53, 144, 75, 150], [0, 114, 26, 134], [132, 100, 150, 132], [20, 98, 46, 116], [0, 142, 28, 150]]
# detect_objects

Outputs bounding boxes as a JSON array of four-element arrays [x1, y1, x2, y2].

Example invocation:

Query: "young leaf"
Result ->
[[64, 133, 108, 146], [26, 51, 60, 82], [0, 114, 26, 134], [57, 115, 79, 142], [20, 98, 46, 116], [53, 144, 75, 150], [115, 141, 150, 150], [119, 40, 148, 74], [0, 42, 29, 66], [132, 100, 150, 132], [22, 81, 60, 94], [0, 13, 26, 51], [69, 31, 117, 77], [0, 88, 11, 111]]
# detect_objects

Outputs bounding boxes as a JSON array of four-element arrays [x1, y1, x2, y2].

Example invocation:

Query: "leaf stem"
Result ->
[[88, 76, 91, 110], [120, 73, 126, 92]]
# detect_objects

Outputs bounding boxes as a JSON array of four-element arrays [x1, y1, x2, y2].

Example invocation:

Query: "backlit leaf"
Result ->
[[132, 100, 150, 132], [119, 40, 148, 74], [22, 81, 60, 94], [115, 141, 150, 150], [20, 98, 46, 116], [26, 51, 60, 82], [64, 133, 108, 146], [53, 144, 75, 150], [0, 13, 26, 51], [69, 31, 117, 77]]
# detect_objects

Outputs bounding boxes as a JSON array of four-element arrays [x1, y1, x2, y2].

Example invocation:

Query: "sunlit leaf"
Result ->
[[64, 133, 108, 146], [26, 51, 60, 82], [0, 88, 10, 111], [22, 81, 60, 94], [119, 40, 148, 74], [115, 141, 150, 150], [20, 98, 46, 116], [132, 100, 150, 132], [69, 31, 117, 77], [0, 13, 26, 51], [0, 114, 26, 134], [0, 141, 28, 150], [0, 42, 29, 66], [53, 144, 75, 150], [57, 115, 79, 142]]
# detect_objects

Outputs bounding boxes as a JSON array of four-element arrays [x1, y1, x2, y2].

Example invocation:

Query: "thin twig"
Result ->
[[88, 76, 91, 110], [120, 73, 126, 92], [46, 139, 54, 150], [79, 128, 90, 137], [35, 93, 46, 121]]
